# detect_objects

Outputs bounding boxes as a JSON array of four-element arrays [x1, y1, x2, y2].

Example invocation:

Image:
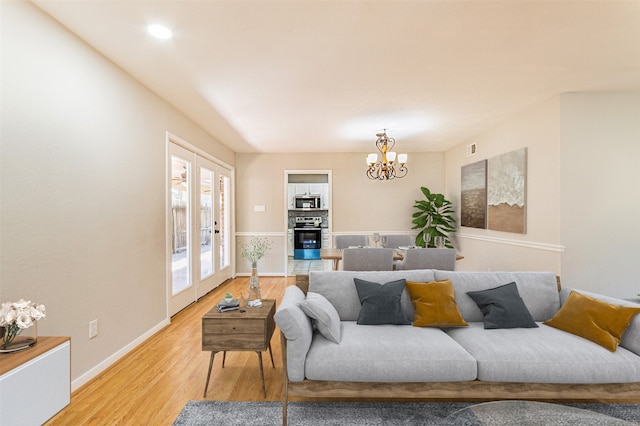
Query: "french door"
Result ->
[[168, 141, 233, 316]]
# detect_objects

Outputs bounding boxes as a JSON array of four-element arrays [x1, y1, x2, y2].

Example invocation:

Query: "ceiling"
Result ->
[[32, 1, 640, 154]]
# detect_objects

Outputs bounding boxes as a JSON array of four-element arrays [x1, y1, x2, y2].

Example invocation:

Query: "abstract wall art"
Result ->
[[487, 147, 527, 233], [460, 147, 527, 233], [461, 160, 487, 229]]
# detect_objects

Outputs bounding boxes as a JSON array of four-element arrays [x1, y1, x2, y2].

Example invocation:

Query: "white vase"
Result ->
[[247, 261, 262, 307]]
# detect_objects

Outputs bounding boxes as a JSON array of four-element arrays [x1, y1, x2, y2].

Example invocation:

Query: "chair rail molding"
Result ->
[[455, 232, 565, 253], [332, 231, 415, 236], [236, 232, 284, 237]]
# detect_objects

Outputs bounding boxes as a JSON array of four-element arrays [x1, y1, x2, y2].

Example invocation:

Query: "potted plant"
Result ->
[[411, 187, 456, 248]]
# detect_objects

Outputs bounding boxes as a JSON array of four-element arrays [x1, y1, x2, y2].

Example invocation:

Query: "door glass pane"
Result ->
[[219, 174, 230, 269], [171, 156, 190, 295], [200, 167, 214, 278]]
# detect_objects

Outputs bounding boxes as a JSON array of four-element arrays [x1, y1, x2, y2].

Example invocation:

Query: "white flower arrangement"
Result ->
[[240, 237, 272, 264], [0, 299, 46, 346]]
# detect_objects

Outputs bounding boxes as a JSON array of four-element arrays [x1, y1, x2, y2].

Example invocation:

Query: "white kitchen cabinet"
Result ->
[[294, 184, 310, 195], [318, 184, 330, 209], [0, 336, 71, 426], [321, 229, 331, 249], [308, 184, 323, 195], [287, 229, 294, 256], [287, 184, 296, 209]]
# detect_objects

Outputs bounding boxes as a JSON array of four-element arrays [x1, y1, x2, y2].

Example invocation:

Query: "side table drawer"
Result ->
[[205, 319, 265, 335], [203, 319, 267, 351]]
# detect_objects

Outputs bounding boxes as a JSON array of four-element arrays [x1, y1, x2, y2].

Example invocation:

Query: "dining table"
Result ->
[[320, 247, 464, 271]]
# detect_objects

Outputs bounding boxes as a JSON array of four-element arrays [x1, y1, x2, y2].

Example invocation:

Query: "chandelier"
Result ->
[[366, 130, 408, 180]]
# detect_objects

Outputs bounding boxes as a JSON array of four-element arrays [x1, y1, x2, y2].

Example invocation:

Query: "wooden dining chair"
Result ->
[[342, 248, 394, 271], [396, 248, 456, 271]]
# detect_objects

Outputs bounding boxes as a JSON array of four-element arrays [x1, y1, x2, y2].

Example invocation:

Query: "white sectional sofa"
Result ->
[[275, 270, 640, 423]]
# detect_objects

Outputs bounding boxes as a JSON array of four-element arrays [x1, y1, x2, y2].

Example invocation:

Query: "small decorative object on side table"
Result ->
[[202, 299, 276, 397], [0, 299, 46, 353]]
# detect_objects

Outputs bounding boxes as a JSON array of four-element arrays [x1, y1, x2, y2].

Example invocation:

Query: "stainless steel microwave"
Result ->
[[294, 195, 321, 210]]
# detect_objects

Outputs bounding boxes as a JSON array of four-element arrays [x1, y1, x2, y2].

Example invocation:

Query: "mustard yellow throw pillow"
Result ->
[[544, 291, 640, 351], [406, 280, 468, 327]]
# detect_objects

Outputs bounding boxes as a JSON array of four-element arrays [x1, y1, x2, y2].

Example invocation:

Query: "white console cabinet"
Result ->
[[0, 336, 71, 426]]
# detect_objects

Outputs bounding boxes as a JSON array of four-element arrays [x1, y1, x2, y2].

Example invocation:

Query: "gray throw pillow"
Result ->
[[298, 292, 341, 343], [466, 282, 538, 329], [354, 278, 410, 325]]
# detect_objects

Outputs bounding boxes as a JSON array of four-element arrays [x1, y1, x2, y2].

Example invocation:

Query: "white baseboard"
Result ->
[[71, 318, 170, 392], [236, 272, 287, 277]]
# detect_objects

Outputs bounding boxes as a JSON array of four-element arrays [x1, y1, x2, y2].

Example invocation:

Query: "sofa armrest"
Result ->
[[560, 288, 640, 356], [274, 285, 313, 382]]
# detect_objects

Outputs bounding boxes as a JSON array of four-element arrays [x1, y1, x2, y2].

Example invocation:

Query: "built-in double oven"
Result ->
[[293, 216, 322, 259]]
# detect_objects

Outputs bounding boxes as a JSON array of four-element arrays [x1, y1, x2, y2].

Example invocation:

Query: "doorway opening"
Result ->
[[284, 170, 333, 276]]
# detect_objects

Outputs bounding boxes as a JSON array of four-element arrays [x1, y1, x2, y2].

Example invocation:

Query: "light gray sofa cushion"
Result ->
[[446, 322, 640, 383], [560, 288, 640, 356], [274, 285, 313, 382], [304, 322, 477, 382], [298, 292, 341, 344], [308, 270, 437, 321], [434, 271, 559, 322]]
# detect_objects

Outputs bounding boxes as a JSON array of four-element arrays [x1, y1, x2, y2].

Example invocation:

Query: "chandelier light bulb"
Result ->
[[398, 153, 408, 164], [367, 153, 378, 164], [387, 152, 397, 163]]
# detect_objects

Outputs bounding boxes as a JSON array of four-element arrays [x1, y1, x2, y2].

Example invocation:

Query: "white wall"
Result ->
[[445, 92, 640, 298], [0, 1, 234, 388], [445, 96, 564, 274], [560, 92, 640, 298], [235, 152, 445, 274]]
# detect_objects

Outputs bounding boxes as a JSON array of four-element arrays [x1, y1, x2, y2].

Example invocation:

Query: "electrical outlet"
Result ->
[[89, 319, 98, 339]]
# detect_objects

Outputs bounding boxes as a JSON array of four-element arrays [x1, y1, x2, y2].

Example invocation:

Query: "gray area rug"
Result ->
[[173, 401, 640, 425]]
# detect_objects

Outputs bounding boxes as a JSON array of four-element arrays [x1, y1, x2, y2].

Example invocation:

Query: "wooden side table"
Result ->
[[202, 299, 276, 397]]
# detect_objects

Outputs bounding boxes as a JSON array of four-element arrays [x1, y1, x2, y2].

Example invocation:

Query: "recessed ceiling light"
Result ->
[[147, 24, 173, 40]]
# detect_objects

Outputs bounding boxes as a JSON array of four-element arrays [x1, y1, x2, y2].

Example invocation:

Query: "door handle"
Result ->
[[214, 230, 220, 234]]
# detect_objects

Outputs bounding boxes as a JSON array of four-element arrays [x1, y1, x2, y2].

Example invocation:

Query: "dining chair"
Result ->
[[381, 234, 414, 248], [334, 235, 369, 249], [342, 248, 394, 271], [396, 248, 456, 271]]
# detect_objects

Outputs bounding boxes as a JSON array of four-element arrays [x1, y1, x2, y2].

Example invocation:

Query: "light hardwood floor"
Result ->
[[47, 276, 290, 425], [47, 275, 640, 425]]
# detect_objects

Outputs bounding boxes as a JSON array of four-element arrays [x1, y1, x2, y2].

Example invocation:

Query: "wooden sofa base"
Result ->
[[287, 379, 640, 400], [282, 379, 640, 424]]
